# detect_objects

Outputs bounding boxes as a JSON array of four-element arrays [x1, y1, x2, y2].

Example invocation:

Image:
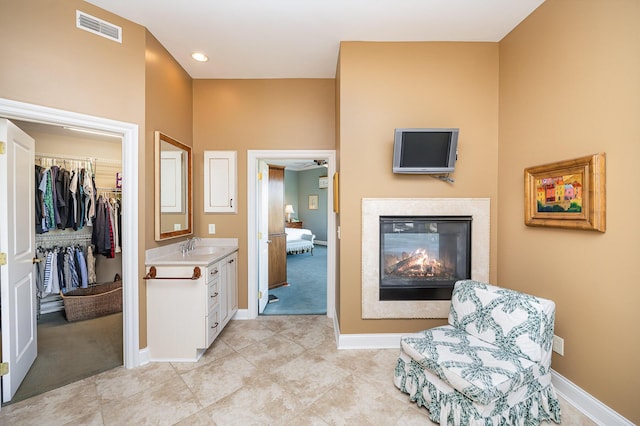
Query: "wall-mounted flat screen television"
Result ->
[[392, 128, 459, 174]]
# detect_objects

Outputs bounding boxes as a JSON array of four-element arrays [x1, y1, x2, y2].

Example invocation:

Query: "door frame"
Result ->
[[0, 98, 141, 369], [247, 150, 336, 319]]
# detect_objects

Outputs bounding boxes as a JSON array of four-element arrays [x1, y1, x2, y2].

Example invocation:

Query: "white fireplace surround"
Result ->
[[362, 198, 490, 319]]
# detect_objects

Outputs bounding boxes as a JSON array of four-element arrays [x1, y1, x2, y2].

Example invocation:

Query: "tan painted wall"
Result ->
[[0, 1, 146, 121], [0, 2, 193, 349], [0, 0, 149, 347], [498, 1, 640, 422], [337, 42, 499, 333], [4, 2, 637, 419], [143, 30, 194, 346], [192, 79, 336, 308], [334, 59, 342, 322], [145, 30, 194, 250]]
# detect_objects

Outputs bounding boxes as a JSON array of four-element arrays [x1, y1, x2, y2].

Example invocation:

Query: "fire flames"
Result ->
[[384, 249, 451, 279]]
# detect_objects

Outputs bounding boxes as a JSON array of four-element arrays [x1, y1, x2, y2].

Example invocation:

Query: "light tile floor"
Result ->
[[0, 315, 595, 425]]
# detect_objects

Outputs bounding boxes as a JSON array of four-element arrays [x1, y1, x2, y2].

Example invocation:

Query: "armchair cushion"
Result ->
[[394, 280, 560, 425], [401, 325, 539, 406], [447, 280, 556, 364]]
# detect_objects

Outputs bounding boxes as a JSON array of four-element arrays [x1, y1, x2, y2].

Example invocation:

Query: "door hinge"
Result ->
[[258, 171, 262, 180], [0, 362, 8, 376], [258, 291, 263, 299], [258, 231, 262, 240], [0, 252, 7, 266], [0, 141, 5, 155]]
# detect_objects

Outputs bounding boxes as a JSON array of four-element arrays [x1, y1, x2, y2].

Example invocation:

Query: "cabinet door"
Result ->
[[146, 266, 207, 361], [204, 151, 237, 213], [220, 252, 238, 326], [226, 252, 238, 315], [216, 260, 228, 327]]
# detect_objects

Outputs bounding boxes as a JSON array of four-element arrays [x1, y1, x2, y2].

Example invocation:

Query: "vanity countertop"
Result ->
[[145, 238, 238, 267]]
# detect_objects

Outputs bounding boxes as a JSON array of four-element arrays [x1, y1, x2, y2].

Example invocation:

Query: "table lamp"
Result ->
[[284, 204, 294, 222]]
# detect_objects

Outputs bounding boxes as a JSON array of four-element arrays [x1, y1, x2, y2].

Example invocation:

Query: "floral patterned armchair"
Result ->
[[394, 280, 561, 425]]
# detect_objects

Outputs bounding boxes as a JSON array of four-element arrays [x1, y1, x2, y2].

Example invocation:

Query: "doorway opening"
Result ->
[[247, 150, 336, 320], [262, 161, 329, 315], [9, 120, 123, 404], [0, 98, 140, 405]]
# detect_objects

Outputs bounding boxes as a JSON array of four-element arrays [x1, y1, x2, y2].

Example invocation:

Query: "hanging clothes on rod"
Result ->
[[33, 152, 122, 318], [35, 154, 97, 234], [35, 239, 92, 298], [92, 192, 122, 258]]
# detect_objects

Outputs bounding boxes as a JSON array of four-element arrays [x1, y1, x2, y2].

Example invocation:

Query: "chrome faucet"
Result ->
[[180, 237, 201, 255]]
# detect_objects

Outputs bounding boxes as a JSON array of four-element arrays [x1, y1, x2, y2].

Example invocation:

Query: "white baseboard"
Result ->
[[233, 308, 252, 320], [334, 327, 632, 425], [338, 331, 404, 349], [138, 347, 150, 366], [551, 370, 634, 426]]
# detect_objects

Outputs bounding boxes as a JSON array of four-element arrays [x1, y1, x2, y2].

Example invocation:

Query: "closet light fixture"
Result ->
[[191, 52, 209, 62], [63, 126, 121, 138]]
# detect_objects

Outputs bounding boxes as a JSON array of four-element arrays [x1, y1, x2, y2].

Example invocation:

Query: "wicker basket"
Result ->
[[60, 280, 122, 322]]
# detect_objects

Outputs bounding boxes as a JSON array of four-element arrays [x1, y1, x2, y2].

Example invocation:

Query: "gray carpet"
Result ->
[[7, 311, 123, 405], [262, 245, 327, 315]]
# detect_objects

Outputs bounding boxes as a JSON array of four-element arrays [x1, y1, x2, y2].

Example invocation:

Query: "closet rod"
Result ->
[[35, 152, 94, 162], [35, 152, 121, 165], [95, 186, 122, 191]]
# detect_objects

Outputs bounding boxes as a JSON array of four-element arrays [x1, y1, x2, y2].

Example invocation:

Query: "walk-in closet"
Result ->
[[8, 120, 124, 404]]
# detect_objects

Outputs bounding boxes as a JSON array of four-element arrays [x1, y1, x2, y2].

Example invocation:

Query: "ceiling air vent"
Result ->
[[76, 10, 122, 43]]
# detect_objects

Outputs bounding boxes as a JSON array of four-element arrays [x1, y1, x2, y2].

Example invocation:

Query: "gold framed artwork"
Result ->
[[524, 153, 605, 232], [333, 172, 339, 213], [308, 194, 319, 210]]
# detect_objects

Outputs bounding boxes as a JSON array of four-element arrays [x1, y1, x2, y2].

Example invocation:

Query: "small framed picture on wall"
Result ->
[[308, 194, 319, 210]]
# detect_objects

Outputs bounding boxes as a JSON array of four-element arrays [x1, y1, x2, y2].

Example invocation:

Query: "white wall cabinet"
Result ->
[[146, 250, 238, 362], [204, 150, 237, 213]]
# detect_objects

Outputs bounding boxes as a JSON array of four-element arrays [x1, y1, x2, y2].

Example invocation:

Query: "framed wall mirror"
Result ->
[[154, 131, 193, 240]]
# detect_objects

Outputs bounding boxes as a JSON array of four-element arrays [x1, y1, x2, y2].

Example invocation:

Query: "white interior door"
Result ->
[[0, 118, 37, 403], [257, 160, 269, 313]]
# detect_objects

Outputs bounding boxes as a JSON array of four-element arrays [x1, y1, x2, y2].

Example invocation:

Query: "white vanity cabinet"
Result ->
[[145, 249, 238, 362]]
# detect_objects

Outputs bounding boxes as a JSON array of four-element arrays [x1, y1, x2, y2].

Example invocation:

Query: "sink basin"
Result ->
[[146, 239, 238, 266], [187, 246, 227, 256]]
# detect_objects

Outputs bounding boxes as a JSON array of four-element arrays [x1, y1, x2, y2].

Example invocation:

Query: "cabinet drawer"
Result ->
[[208, 280, 220, 311], [206, 305, 220, 347], [208, 264, 220, 282]]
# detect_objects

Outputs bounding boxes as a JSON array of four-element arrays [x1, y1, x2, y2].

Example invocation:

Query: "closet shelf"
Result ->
[[36, 232, 93, 245]]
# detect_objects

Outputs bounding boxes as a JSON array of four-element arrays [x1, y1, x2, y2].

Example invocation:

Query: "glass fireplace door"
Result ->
[[379, 216, 471, 300]]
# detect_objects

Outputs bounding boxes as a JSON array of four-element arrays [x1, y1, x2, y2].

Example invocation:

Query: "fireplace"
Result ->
[[379, 216, 471, 301], [362, 198, 490, 319]]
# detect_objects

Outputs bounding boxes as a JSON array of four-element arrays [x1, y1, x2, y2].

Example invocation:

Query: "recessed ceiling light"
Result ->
[[191, 52, 209, 62]]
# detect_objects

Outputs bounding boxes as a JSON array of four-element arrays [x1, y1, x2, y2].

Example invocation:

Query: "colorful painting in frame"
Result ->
[[524, 153, 605, 232]]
